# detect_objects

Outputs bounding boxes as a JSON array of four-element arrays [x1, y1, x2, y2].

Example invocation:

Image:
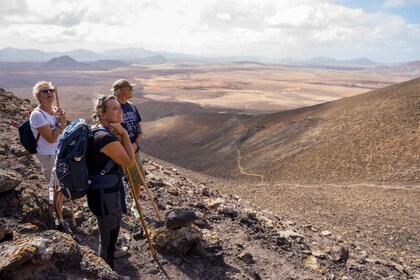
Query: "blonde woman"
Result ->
[[87, 95, 135, 269], [29, 81, 70, 233]]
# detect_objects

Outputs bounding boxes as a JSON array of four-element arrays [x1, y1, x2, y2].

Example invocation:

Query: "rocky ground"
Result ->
[[0, 90, 419, 279]]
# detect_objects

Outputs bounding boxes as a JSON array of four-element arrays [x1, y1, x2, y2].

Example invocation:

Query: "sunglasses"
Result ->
[[40, 89, 55, 94]]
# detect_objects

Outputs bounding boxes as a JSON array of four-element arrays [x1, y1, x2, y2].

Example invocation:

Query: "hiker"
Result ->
[[29, 81, 71, 233], [111, 79, 145, 219], [87, 95, 135, 269]]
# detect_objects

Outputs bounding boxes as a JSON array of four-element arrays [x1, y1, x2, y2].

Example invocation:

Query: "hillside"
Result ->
[[1, 90, 418, 279], [45, 55, 87, 69], [142, 77, 420, 184], [373, 61, 420, 77]]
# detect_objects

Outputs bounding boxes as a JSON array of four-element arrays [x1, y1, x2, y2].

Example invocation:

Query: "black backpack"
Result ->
[[18, 109, 45, 154], [55, 118, 114, 200]]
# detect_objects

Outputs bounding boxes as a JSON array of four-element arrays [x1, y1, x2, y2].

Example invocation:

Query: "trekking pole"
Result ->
[[69, 199, 76, 226], [125, 167, 156, 258], [55, 86, 60, 108], [135, 162, 162, 221]]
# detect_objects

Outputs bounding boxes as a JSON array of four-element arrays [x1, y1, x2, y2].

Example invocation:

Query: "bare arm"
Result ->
[[36, 124, 63, 143], [35, 107, 66, 143]]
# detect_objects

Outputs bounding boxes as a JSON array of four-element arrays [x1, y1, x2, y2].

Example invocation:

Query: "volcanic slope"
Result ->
[[4, 89, 418, 279], [142, 77, 420, 184]]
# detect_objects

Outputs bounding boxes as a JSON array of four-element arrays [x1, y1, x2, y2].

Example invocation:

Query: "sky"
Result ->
[[1, 0, 419, 63]]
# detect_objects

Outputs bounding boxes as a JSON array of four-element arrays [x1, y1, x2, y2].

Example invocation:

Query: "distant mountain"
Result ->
[[139, 55, 167, 63], [0, 47, 411, 68], [0, 47, 167, 63], [389, 60, 420, 77], [310, 56, 339, 64], [277, 57, 298, 64], [0, 47, 50, 62], [0, 55, 131, 73], [343, 57, 377, 65], [44, 55, 87, 69], [158, 51, 200, 61], [44, 55, 133, 70], [50, 49, 106, 61], [275, 56, 378, 68], [403, 60, 420, 69], [99, 47, 158, 59], [383, 60, 420, 76]]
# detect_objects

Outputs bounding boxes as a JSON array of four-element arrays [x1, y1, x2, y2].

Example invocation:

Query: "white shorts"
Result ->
[[36, 154, 57, 204]]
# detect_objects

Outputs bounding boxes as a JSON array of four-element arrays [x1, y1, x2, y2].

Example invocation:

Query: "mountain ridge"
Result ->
[[1, 47, 413, 66]]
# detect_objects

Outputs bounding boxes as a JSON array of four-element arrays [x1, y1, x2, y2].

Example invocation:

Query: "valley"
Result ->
[[1, 61, 413, 119]]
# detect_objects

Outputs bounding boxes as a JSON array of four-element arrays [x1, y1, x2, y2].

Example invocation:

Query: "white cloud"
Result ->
[[0, 0, 419, 62], [216, 13, 232, 21], [383, 0, 420, 8]]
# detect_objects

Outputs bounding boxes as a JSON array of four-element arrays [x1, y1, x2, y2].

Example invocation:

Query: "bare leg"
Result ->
[[53, 186, 64, 220]]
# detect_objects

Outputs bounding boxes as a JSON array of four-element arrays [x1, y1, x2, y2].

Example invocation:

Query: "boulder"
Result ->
[[0, 169, 21, 193], [152, 225, 202, 256]]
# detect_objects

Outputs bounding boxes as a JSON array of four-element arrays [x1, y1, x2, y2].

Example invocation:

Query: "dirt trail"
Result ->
[[235, 146, 264, 182], [216, 181, 420, 270], [232, 115, 265, 182]]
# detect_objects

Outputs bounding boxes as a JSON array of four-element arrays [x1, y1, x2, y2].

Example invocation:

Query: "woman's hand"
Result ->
[[101, 123, 135, 168], [55, 108, 67, 127], [110, 123, 127, 136]]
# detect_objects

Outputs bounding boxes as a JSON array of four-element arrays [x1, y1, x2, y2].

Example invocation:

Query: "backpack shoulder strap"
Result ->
[[34, 107, 47, 118], [100, 159, 115, 175], [32, 108, 46, 143], [90, 125, 115, 174], [127, 101, 137, 113]]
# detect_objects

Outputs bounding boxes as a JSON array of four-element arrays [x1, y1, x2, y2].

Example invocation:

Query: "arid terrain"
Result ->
[[1, 60, 416, 118], [0, 60, 419, 279], [142, 78, 419, 183]]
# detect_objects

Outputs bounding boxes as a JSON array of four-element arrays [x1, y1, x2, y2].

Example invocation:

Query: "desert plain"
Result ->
[[2, 61, 412, 118]]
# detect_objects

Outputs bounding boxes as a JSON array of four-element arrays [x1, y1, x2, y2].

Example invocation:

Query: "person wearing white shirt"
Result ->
[[29, 81, 70, 233]]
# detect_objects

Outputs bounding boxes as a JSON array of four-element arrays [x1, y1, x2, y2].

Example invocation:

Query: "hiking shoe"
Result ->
[[114, 246, 129, 258], [132, 226, 144, 240], [57, 221, 72, 234]]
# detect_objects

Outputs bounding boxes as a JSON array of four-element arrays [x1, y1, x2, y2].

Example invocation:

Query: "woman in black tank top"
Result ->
[[87, 95, 135, 269]]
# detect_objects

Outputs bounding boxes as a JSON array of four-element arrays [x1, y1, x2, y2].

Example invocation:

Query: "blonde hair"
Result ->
[[32, 81, 54, 101], [92, 95, 117, 123]]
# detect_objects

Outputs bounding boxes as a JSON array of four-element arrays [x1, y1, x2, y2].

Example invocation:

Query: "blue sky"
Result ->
[[334, 0, 420, 23], [0, 0, 419, 63]]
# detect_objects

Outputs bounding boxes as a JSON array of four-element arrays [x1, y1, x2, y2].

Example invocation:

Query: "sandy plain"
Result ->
[[3, 62, 412, 119]]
